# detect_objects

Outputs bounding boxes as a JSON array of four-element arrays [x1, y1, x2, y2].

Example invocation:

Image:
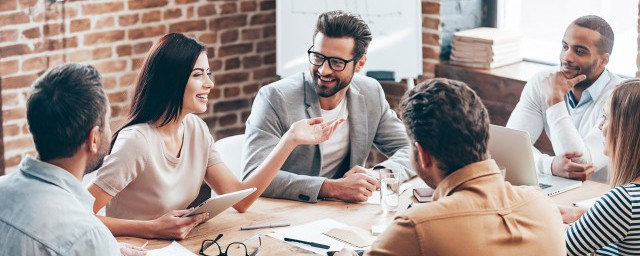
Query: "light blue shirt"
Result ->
[[567, 70, 610, 109], [0, 156, 120, 256]]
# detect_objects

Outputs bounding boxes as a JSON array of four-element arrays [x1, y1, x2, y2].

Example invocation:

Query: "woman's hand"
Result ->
[[147, 210, 209, 239], [557, 205, 587, 224], [285, 117, 345, 145]]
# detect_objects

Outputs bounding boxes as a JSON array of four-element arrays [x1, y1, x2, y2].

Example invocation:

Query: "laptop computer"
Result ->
[[488, 125, 582, 196]]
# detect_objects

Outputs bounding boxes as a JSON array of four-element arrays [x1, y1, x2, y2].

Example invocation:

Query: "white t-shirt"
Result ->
[[319, 97, 350, 178]]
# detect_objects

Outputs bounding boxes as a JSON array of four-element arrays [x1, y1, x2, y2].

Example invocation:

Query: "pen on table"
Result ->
[[284, 237, 330, 249], [240, 222, 290, 230], [141, 241, 149, 249]]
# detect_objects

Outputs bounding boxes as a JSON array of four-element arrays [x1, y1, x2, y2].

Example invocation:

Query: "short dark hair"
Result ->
[[313, 10, 372, 60], [400, 78, 489, 175], [113, 33, 205, 151], [26, 63, 107, 162], [573, 15, 614, 54]]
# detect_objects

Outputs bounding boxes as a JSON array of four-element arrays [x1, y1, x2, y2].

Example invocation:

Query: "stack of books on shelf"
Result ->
[[450, 27, 522, 69]]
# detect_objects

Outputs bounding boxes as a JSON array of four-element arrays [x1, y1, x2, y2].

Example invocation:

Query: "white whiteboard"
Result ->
[[276, 0, 423, 80]]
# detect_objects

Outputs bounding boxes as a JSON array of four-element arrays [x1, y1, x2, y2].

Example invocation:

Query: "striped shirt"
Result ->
[[566, 183, 640, 255]]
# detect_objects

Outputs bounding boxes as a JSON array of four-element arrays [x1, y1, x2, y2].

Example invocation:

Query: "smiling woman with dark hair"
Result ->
[[87, 33, 343, 240]]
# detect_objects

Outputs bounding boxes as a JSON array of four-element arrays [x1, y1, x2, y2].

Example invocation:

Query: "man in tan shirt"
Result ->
[[338, 78, 565, 256]]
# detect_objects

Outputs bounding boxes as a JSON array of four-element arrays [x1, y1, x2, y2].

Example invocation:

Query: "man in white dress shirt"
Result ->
[[507, 15, 624, 181]]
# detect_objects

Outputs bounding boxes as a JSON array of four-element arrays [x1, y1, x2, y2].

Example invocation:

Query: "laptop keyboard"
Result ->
[[539, 183, 551, 189]]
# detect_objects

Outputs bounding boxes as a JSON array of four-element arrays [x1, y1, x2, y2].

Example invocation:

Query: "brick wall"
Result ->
[[0, 0, 277, 173]]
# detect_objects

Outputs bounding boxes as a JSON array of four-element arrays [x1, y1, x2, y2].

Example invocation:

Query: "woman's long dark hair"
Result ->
[[111, 33, 205, 152]]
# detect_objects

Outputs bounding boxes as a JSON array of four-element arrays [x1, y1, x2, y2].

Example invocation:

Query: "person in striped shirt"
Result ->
[[560, 79, 640, 255]]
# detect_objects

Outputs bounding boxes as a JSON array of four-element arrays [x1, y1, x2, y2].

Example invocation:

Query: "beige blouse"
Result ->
[[93, 114, 223, 220]]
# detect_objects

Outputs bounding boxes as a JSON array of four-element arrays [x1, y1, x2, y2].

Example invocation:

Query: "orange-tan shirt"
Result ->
[[366, 159, 565, 256]]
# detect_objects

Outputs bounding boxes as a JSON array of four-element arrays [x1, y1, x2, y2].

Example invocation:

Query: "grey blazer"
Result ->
[[241, 72, 414, 202]]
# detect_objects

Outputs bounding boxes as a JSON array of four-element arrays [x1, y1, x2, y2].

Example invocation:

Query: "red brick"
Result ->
[[132, 58, 145, 69], [5, 154, 22, 170], [22, 27, 39, 39], [5, 137, 34, 151], [43, 23, 62, 36], [0, 29, 18, 42], [210, 15, 247, 30], [220, 30, 238, 44], [197, 4, 216, 17], [116, 45, 132, 57], [262, 25, 275, 38], [422, 46, 439, 60], [3, 124, 21, 137], [85, 30, 125, 45], [240, 1, 257, 12], [94, 60, 127, 74], [46, 37, 78, 51], [128, 0, 168, 10], [82, 2, 123, 15], [133, 42, 153, 54], [3, 107, 26, 121], [142, 10, 161, 23], [243, 83, 260, 95], [119, 73, 137, 87], [118, 14, 139, 27], [186, 6, 194, 18], [92, 47, 112, 60], [225, 58, 241, 70], [242, 55, 262, 69], [18, 0, 36, 8], [70, 18, 90, 33], [241, 28, 261, 41], [164, 8, 182, 20], [175, 0, 197, 4], [0, 44, 30, 58], [1, 90, 23, 108], [96, 16, 115, 29], [422, 32, 440, 46], [206, 47, 216, 59], [129, 25, 166, 40], [250, 13, 275, 25], [169, 20, 206, 33], [218, 43, 253, 57], [263, 52, 275, 65], [215, 72, 249, 84], [423, 16, 439, 30], [253, 66, 276, 79], [213, 99, 249, 112], [422, 1, 440, 14], [210, 60, 222, 71], [203, 116, 217, 127], [241, 111, 251, 122], [223, 87, 240, 98], [218, 113, 238, 126], [0, 0, 17, 12], [108, 90, 129, 103], [102, 76, 117, 89], [0, 60, 19, 76], [260, 0, 275, 11], [67, 49, 90, 62], [220, 2, 237, 14], [22, 56, 45, 72], [0, 12, 29, 26], [47, 54, 65, 67], [208, 88, 221, 100], [257, 40, 275, 52], [198, 33, 217, 44]]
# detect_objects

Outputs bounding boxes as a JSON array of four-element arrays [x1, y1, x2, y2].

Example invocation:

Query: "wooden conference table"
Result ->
[[117, 179, 611, 255]]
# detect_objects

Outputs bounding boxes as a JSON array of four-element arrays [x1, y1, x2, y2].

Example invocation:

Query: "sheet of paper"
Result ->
[[365, 182, 413, 205], [268, 219, 359, 255], [574, 196, 601, 208], [147, 241, 196, 256]]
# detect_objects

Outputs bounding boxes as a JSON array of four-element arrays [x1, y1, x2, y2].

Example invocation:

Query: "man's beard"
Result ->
[[84, 133, 109, 175]]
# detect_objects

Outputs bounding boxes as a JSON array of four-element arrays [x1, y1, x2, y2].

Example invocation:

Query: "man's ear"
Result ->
[[600, 52, 610, 68], [354, 54, 366, 73], [86, 126, 100, 154], [414, 142, 431, 170]]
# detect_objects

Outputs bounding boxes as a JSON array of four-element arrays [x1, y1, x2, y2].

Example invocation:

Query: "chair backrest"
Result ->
[[214, 134, 246, 180]]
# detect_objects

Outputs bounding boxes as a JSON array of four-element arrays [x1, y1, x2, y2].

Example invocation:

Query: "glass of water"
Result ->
[[380, 170, 400, 213]]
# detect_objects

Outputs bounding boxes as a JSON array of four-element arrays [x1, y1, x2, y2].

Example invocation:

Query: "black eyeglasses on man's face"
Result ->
[[307, 45, 356, 72], [200, 233, 262, 256]]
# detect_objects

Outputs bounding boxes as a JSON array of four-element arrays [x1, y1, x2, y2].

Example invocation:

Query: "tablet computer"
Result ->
[[184, 187, 257, 222]]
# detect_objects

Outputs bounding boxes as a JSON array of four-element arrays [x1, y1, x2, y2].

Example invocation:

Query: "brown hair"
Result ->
[[400, 78, 490, 175], [313, 10, 372, 60], [608, 79, 640, 187]]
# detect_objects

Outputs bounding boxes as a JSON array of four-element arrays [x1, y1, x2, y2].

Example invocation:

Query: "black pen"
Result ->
[[284, 237, 330, 249]]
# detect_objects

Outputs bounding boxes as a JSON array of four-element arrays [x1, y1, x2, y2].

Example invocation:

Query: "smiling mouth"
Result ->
[[196, 93, 208, 101]]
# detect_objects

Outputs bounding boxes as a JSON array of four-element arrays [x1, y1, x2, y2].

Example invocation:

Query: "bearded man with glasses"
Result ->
[[243, 10, 414, 203]]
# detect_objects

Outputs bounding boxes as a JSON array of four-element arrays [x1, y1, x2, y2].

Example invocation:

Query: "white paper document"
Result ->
[[366, 182, 413, 205], [147, 241, 196, 256], [268, 219, 359, 255], [574, 196, 601, 208]]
